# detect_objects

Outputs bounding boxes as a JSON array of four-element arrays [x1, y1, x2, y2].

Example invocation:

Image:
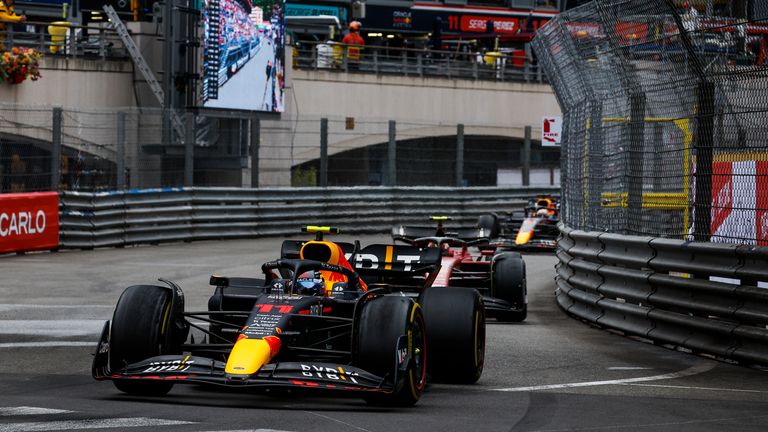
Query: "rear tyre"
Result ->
[[356, 295, 426, 406], [418, 287, 485, 384], [492, 253, 527, 322], [110, 285, 182, 396], [477, 214, 500, 238]]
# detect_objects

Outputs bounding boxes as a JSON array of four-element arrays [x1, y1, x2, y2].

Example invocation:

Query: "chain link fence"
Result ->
[[0, 104, 560, 192], [532, 0, 768, 245]]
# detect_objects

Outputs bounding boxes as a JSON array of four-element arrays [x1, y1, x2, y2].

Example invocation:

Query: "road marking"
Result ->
[[626, 383, 768, 393], [606, 367, 653, 371], [199, 430, 295, 432], [490, 361, 715, 392], [0, 320, 104, 336], [0, 342, 95, 349], [0, 417, 193, 432], [304, 411, 373, 432], [0, 407, 73, 416], [0, 305, 112, 311]]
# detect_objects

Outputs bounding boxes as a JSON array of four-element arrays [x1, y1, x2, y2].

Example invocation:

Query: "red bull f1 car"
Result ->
[[480, 196, 560, 252], [93, 227, 485, 405]]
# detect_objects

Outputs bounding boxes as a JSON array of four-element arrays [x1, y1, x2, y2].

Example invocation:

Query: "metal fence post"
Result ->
[[51, 107, 62, 191], [184, 113, 195, 187], [694, 82, 715, 242], [522, 125, 531, 186], [627, 93, 646, 235], [588, 102, 604, 230], [250, 116, 260, 188], [320, 118, 328, 187], [116, 111, 126, 189], [388, 120, 397, 186], [456, 124, 464, 187]]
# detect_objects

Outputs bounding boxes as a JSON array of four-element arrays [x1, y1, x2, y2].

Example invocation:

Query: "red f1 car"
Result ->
[[389, 217, 527, 323]]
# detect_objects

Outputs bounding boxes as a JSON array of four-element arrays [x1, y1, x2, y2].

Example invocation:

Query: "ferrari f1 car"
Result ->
[[479, 196, 560, 252], [93, 227, 485, 405], [389, 217, 527, 323]]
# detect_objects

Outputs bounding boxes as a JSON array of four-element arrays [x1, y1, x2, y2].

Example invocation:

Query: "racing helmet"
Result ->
[[535, 198, 552, 209], [296, 274, 325, 296]]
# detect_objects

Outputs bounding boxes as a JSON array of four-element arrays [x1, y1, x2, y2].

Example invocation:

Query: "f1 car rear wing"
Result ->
[[351, 244, 441, 277], [392, 225, 491, 244], [281, 240, 356, 260]]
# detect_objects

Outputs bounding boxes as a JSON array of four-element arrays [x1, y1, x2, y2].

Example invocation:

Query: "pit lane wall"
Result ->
[[54, 186, 557, 249]]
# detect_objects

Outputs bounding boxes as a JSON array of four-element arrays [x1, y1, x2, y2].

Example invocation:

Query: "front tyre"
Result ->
[[109, 285, 184, 396], [492, 253, 527, 322], [356, 295, 426, 406], [419, 287, 485, 384]]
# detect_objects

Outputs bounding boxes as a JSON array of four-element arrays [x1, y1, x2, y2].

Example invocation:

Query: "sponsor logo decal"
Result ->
[[301, 364, 359, 384], [142, 357, 194, 373]]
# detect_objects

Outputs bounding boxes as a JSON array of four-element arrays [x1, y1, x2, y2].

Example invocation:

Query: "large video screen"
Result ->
[[201, 0, 285, 112]]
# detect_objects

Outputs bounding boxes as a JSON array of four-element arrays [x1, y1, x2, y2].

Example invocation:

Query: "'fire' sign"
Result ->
[[542, 116, 562, 146]]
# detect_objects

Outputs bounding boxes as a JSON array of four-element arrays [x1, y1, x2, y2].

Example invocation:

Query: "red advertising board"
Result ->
[[0, 192, 59, 254], [460, 15, 520, 34]]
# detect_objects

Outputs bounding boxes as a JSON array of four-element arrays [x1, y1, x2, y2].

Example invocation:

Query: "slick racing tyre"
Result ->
[[419, 287, 485, 384], [491, 253, 527, 322], [356, 295, 426, 406], [477, 213, 500, 239], [110, 285, 183, 396]]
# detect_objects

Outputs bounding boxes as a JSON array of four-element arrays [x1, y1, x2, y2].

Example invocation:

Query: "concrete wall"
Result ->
[[258, 65, 561, 185], [0, 41, 560, 187]]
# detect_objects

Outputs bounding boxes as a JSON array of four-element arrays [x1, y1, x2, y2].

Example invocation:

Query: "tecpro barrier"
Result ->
[[57, 186, 558, 249], [0, 192, 59, 254]]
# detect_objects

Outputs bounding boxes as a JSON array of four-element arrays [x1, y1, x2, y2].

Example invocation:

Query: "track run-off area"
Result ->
[[2, 234, 768, 432]]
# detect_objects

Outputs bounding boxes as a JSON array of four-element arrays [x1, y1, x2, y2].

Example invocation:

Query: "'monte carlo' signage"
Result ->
[[0, 192, 59, 254]]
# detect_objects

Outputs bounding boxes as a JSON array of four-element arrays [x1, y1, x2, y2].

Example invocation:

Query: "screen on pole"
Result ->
[[201, 0, 285, 112]]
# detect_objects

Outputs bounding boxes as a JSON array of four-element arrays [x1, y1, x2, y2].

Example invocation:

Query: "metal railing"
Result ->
[[557, 224, 768, 365], [1, 19, 128, 59], [58, 186, 558, 248], [293, 41, 547, 83]]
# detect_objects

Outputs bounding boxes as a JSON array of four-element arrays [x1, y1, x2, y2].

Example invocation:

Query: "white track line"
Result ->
[[0, 342, 95, 349], [606, 367, 652, 371], [199, 430, 295, 432], [490, 361, 715, 392], [0, 305, 112, 311], [0, 320, 104, 336], [625, 383, 768, 393], [0, 417, 193, 432], [0, 407, 72, 416]]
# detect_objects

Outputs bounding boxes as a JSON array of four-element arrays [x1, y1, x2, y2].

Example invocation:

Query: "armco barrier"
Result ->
[[58, 186, 559, 249], [556, 224, 768, 365]]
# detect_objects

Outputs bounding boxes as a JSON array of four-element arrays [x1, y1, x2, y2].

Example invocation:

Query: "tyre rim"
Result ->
[[410, 311, 427, 394], [474, 308, 486, 372]]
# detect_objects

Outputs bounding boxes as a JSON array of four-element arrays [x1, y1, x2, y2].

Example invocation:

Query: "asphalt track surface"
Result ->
[[2, 235, 768, 432]]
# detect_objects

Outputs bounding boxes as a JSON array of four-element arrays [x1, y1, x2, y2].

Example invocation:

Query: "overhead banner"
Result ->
[[362, 3, 555, 35], [0, 192, 59, 254]]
